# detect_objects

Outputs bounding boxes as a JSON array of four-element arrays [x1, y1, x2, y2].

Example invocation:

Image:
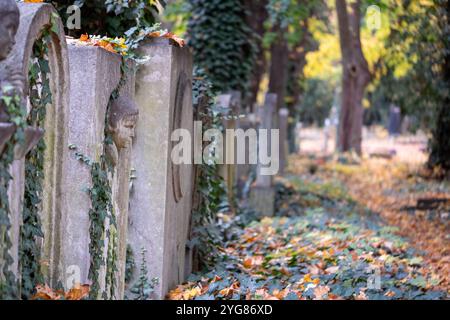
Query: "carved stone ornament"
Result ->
[[107, 95, 139, 150]]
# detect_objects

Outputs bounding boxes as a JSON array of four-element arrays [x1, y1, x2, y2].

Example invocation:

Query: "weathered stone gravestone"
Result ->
[[217, 91, 242, 204], [0, 1, 70, 295], [388, 104, 401, 137], [128, 38, 193, 299], [278, 108, 289, 175], [61, 42, 137, 299], [249, 93, 277, 217], [236, 112, 257, 198]]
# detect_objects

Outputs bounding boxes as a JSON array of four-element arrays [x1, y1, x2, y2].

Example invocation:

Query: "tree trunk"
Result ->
[[286, 24, 314, 153], [428, 0, 450, 174], [268, 25, 289, 113], [244, 0, 268, 112], [335, 0, 371, 154]]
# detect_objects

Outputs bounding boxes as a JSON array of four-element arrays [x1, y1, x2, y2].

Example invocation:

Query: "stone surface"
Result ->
[[278, 108, 289, 175], [217, 91, 242, 204], [254, 93, 277, 188], [235, 113, 257, 198], [61, 43, 136, 299], [128, 38, 193, 299], [249, 186, 276, 217], [249, 94, 277, 217]]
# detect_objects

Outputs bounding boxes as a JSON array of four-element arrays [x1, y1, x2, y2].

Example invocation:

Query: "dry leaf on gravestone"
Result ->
[[64, 284, 90, 300], [32, 284, 62, 300]]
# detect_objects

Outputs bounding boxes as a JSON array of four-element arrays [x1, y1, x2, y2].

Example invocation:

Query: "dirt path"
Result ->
[[289, 154, 450, 293]]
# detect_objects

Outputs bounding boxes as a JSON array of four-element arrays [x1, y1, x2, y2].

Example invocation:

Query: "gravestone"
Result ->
[[323, 118, 331, 154], [388, 104, 401, 137], [278, 108, 289, 175], [217, 91, 242, 204], [249, 93, 277, 217], [0, 1, 70, 290], [61, 43, 137, 299], [128, 38, 193, 299], [236, 112, 257, 198]]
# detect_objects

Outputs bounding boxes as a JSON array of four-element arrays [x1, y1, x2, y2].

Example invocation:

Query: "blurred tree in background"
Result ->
[[378, 0, 449, 173], [186, 0, 256, 94], [299, 78, 334, 127]]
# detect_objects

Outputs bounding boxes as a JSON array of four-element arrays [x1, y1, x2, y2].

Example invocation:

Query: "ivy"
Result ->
[[129, 247, 158, 300], [46, 0, 165, 38], [0, 88, 25, 300], [19, 32, 51, 300], [187, 0, 256, 94], [190, 68, 230, 269], [124, 244, 135, 285]]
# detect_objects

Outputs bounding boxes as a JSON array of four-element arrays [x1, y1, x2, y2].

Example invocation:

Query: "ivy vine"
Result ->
[[190, 68, 230, 269], [70, 61, 129, 300], [129, 247, 158, 300], [19, 32, 52, 300], [0, 88, 26, 300]]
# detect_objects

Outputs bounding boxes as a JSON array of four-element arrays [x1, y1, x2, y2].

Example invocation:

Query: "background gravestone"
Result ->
[[217, 91, 242, 206], [61, 43, 137, 299], [278, 108, 289, 175], [249, 93, 277, 217], [128, 38, 193, 299], [236, 112, 257, 198]]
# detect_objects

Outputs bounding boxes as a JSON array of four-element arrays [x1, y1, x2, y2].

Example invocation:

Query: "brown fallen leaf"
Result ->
[[313, 285, 330, 300]]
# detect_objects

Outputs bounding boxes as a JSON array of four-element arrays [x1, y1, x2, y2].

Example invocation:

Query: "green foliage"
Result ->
[[181, 180, 447, 300], [265, 0, 325, 47], [19, 33, 52, 299], [0, 89, 25, 300], [380, 0, 449, 170], [187, 0, 256, 94], [125, 244, 135, 284], [47, 0, 165, 37], [87, 157, 113, 298], [130, 247, 158, 300], [191, 68, 229, 269], [161, 0, 190, 36], [298, 78, 334, 126]]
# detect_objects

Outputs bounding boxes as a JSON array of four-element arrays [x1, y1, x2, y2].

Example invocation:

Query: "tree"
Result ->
[[187, 0, 256, 95], [243, 0, 269, 111], [335, 0, 371, 154], [380, 0, 449, 174], [427, 1, 450, 174]]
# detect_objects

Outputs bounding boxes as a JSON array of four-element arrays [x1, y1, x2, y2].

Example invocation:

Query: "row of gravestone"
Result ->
[[217, 92, 290, 217], [0, 2, 291, 300], [0, 2, 193, 299]]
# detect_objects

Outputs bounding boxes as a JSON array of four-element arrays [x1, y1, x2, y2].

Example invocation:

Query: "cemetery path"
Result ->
[[168, 155, 449, 300]]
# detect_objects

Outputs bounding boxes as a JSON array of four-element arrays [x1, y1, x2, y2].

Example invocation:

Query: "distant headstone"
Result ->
[[217, 91, 241, 205], [249, 93, 277, 217], [388, 105, 401, 136], [278, 108, 289, 174]]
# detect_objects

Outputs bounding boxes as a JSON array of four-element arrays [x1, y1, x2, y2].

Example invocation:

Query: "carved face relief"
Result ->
[[107, 96, 139, 149], [0, 0, 20, 61]]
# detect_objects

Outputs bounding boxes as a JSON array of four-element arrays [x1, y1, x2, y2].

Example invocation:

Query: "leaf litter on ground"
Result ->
[[168, 156, 448, 300]]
